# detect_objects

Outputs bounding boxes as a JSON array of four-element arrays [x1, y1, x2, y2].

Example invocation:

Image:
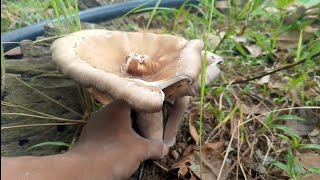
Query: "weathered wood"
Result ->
[[1, 59, 82, 156]]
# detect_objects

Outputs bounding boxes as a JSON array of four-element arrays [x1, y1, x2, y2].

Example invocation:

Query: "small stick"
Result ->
[[216, 58, 310, 86]]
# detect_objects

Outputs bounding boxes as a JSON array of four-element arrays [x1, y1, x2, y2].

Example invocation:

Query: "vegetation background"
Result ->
[[1, 0, 320, 179]]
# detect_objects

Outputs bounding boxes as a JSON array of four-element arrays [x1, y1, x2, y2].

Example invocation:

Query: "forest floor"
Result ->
[[1, 0, 320, 180]]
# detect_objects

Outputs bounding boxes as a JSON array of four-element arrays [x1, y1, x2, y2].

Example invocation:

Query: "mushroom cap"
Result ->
[[50, 30, 203, 113]]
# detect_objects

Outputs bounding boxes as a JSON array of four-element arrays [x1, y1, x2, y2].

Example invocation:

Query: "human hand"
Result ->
[[1, 101, 168, 180], [70, 101, 169, 179]]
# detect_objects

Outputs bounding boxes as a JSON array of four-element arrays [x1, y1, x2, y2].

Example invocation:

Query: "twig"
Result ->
[[1, 122, 77, 130], [216, 58, 310, 86], [139, 163, 144, 180], [1, 112, 84, 123], [15, 77, 82, 117], [153, 161, 169, 172]]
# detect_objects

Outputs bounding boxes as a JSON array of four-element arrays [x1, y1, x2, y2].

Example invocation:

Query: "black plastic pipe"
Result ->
[[1, 0, 198, 52]]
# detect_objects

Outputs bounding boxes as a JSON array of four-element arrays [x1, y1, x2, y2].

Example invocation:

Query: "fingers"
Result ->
[[90, 101, 132, 128], [140, 138, 169, 160], [78, 101, 132, 143]]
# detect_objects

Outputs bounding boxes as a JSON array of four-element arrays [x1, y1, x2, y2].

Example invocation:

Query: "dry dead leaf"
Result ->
[[308, 127, 320, 144], [4, 47, 22, 56], [215, 0, 228, 9], [203, 140, 225, 152], [244, 44, 262, 58], [277, 31, 315, 49], [183, 144, 196, 156], [255, 149, 274, 166], [257, 75, 271, 85], [241, 104, 270, 115], [208, 33, 221, 49], [285, 109, 319, 136], [178, 166, 189, 178], [190, 173, 198, 180], [230, 35, 247, 43], [189, 112, 199, 145], [189, 148, 228, 180], [171, 149, 180, 160], [173, 141, 229, 180], [296, 152, 320, 180]]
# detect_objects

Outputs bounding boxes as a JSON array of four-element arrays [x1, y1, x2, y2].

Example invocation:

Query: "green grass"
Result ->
[[1, 0, 80, 34], [51, 0, 81, 34], [1, 44, 4, 79], [1, 0, 52, 32], [27, 141, 72, 151], [199, 1, 216, 177], [273, 150, 320, 180]]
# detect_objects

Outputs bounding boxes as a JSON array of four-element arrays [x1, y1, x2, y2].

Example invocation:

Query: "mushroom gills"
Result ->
[[127, 74, 192, 90]]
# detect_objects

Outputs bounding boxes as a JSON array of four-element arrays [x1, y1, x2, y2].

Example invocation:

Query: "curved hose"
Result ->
[[1, 0, 198, 52]]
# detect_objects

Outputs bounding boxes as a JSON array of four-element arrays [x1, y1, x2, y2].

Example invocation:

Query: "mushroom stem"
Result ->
[[135, 111, 164, 141], [163, 96, 190, 147]]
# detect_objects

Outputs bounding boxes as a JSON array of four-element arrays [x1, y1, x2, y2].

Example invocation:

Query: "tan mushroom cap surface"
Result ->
[[51, 29, 203, 113]]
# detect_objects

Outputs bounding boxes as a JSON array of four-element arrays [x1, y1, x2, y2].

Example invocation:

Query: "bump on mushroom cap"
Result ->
[[177, 39, 205, 84]]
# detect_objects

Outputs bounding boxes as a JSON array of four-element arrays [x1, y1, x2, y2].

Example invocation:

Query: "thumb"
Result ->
[[140, 139, 169, 160]]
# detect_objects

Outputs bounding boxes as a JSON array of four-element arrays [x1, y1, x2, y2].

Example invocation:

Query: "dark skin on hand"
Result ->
[[1, 101, 168, 180]]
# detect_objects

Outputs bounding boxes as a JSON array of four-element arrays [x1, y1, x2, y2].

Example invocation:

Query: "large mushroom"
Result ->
[[163, 51, 223, 146], [50, 29, 222, 145]]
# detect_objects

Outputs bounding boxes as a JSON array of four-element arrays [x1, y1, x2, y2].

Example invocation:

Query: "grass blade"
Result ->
[[27, 141, 71, 151], [146, 0, 162, 29], [1, 123, 78, 130], [299, 144, 320, 150], [274, 115, 305, 122], [15, 77, 82, 117]]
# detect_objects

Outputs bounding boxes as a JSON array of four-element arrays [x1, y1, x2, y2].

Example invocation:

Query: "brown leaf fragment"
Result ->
[[244, 44, 262, 58], [189, 112, 199, 145], [308, 127, 320, 144], [241, 104, 269, 115], [277, 31, 315, 49], [190, 172, 198, 180], [183, 144, 196, 156], [257, 75, 270, 85], [171, 149, 180, 160], [203, 139, 225, 152], [230, 115, 239, 139], [189, 148, 229, 180], [296, 152, 320, 180], [172, 155, 189, 169], [208, 33, 222, 49], [173, 142, 229, 180], [178, 166, 189, 178], [4, 47, 22, 56], [285, 109, 319, 136]]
